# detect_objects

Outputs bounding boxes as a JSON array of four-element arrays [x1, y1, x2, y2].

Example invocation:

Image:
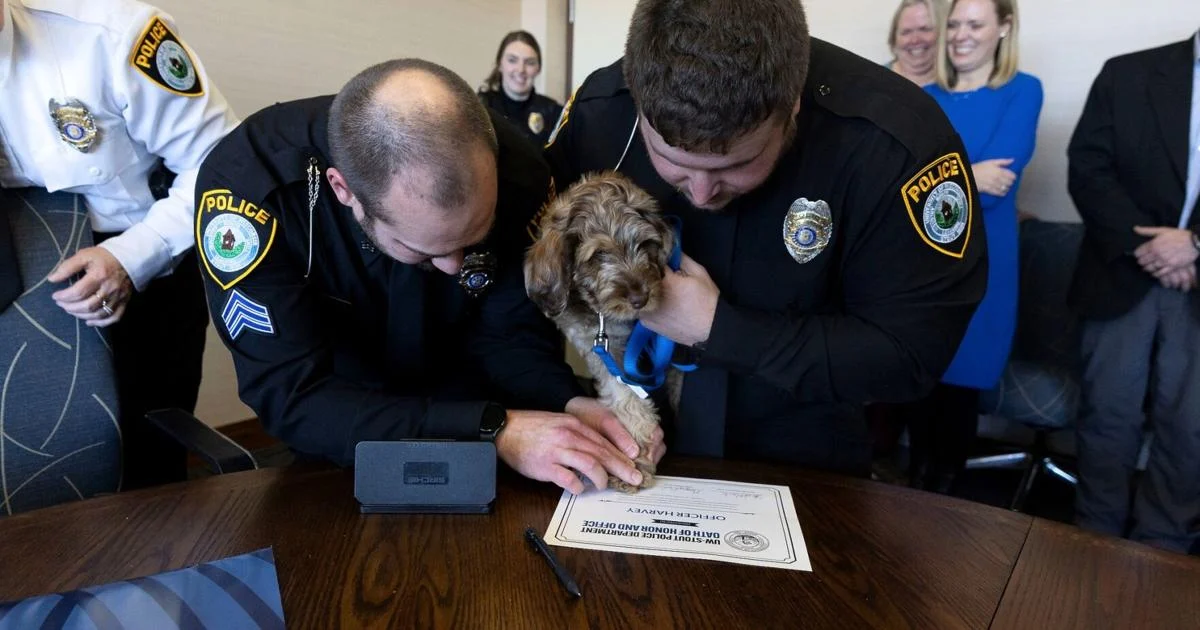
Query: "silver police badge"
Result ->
[[48, 98, 99, 153], [782, 197, 832, 264]]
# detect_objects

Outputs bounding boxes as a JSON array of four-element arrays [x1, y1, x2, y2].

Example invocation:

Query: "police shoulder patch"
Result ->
[[197, 188, 277, 290], [900, 152, 973, 258], [543, 90, 576, 149], [129, 16, 204, 96]]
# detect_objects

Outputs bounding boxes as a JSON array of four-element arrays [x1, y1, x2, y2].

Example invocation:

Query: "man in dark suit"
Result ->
[[1068, 30, 1200, 553]]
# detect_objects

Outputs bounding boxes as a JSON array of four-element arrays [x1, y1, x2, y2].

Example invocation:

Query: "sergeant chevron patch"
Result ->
[[221, 289, 275, 340]]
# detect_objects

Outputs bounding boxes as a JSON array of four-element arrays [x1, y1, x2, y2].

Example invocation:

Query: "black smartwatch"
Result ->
[[479, 402, 508, 442]]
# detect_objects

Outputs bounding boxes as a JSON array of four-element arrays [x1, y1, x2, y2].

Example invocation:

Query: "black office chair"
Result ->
[[969, 219, 1083, 511]]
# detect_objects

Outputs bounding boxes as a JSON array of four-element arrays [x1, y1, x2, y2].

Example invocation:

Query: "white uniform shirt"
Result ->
[[0, 0, 238, 290]]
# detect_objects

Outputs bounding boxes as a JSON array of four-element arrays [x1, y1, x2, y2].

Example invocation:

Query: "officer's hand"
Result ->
[[47, 246, 134, 327], [1158, 263, 1197, 292], [495, 409, 643, 495], [565, 396, 667, 464], [640, 254, 719, 347], [1133, 227, 1199, 277], [972, 158, 1016, 197]]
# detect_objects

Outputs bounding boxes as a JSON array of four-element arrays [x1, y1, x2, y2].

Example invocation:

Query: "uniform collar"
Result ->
[[0, 1, 16, 87]]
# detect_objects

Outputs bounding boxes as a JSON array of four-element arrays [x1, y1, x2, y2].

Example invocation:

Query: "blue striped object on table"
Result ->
[[0, 547, 285, 629]]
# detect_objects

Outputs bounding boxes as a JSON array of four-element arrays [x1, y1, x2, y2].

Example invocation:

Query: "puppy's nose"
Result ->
[[628, 290, 648, 310]]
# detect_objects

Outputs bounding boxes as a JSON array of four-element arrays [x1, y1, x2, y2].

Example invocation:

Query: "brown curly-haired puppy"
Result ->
[[524, 172, 681, 492]]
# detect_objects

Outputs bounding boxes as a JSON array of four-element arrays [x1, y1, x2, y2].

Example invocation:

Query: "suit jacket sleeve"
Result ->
[[195, 167, 486, 467], [701, 133, 988, 403], [1068, 60, 1159, 262]]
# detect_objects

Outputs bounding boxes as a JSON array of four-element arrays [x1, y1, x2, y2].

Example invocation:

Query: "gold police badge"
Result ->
[[48, 98, 99, 153], [783, 198, 832, 264], [528, 111, 545, 135]]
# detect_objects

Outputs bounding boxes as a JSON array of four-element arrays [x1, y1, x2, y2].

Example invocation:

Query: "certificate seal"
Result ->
[[725, 530, 770, 553]]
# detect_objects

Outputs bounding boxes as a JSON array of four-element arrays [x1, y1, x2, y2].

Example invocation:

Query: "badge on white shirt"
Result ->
[[48, 98, 99, 152]]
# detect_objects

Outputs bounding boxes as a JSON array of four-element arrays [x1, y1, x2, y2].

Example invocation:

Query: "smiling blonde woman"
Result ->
[[887, 0, 946, 86]]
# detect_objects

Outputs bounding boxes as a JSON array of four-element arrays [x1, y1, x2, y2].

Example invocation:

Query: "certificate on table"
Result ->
[[545, 476, 811, 571]]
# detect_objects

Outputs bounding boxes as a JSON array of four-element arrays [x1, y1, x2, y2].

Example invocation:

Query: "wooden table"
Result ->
[[991, 519, 1200, 630], [0, 457, 1186, 629]]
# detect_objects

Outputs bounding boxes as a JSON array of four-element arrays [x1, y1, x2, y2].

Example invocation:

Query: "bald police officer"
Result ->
[[545, 0, 987, 474], [195, 59, 649, 495], [1, 0, 238, 487]]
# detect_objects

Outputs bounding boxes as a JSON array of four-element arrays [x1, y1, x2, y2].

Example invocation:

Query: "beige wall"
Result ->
[[521, 0, 569, 103], [155, 0, 525, 426], [161, 0, 522, 116], [570, 0, 636, 95]]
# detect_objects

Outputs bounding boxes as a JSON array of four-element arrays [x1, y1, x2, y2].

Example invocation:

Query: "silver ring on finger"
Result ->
[[100, 298, 114, 316]]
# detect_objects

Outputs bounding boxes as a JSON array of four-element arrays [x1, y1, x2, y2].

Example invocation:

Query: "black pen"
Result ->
[[525, 526, 582, 598]]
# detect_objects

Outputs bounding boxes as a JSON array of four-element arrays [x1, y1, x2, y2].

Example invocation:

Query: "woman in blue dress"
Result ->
[[901, 0, 1043, 492]]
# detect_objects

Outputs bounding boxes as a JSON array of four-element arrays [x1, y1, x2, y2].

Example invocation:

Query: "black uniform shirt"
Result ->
[[195, 96, 582, 466], [479, 89, 563, 148], [545, 40, 988, 472]]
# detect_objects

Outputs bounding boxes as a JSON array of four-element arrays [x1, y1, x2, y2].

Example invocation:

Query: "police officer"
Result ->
[[0, 0, 239, 487], [478, 30, 563, 148], [195, 59, 649, 495], [544, 0, 987, 475]]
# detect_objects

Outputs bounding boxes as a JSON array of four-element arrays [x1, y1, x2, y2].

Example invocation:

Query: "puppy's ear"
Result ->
[[524, 199, 575, 317]]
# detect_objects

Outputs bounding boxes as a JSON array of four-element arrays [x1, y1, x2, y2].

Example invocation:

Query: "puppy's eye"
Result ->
[[585, 250, 611, 264]]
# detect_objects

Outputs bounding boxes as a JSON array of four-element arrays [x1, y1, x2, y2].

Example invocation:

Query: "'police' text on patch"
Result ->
[[900, 153, 973, 259], [197, 189, 277, 290]]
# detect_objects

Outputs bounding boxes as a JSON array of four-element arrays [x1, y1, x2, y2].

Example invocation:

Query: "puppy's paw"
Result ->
[[609, 458, 657, 494], [634, 457, 657, 489], [611, 478, 642, 494]]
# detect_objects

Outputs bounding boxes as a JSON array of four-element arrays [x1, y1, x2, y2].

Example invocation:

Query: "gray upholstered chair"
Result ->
[[970, 219, 1084, 511], [0, 188, 256, 515], [0, 188, 122, 514]]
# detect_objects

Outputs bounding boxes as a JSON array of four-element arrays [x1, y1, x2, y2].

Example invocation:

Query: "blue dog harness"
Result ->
[[591, 218, 697, 392]]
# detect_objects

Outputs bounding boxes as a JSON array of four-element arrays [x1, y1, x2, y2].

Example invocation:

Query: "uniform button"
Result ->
[[818, 84, 831, 96], [89, 166, 103, 177]]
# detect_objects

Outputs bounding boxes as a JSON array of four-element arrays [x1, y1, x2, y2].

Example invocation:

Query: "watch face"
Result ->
[[480, 403, 507, 440]]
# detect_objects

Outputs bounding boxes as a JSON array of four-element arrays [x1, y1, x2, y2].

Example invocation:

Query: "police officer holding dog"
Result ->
[[545, 0, 988, 474]]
